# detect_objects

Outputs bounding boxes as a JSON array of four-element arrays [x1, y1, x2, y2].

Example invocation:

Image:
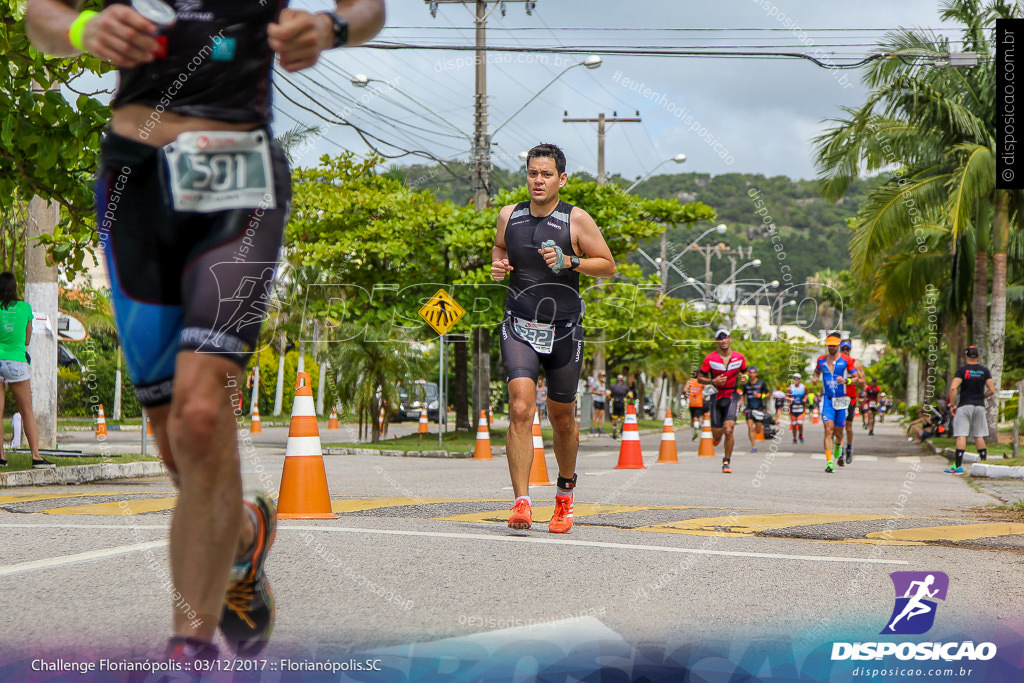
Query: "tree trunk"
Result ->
[[454, 334, 470, 431], [472, 327, 491, 426], [986, 192, 1010, 444], [971, 250, 988, 352], [906, 355, 921, 408]]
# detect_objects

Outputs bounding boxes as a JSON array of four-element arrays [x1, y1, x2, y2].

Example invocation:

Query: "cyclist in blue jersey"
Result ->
[[813, 333, 855, 473]]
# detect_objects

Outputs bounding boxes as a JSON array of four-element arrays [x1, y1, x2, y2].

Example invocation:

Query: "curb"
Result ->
[[968, 463, 1024, 479], [323, 447, 506, 459], [0, 461, 167, 487], [904, 424, 1022, 479]]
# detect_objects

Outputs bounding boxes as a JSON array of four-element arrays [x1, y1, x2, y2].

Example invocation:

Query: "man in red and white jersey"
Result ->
[[698, 328, 748, 474], [838, 339, 865, 465]]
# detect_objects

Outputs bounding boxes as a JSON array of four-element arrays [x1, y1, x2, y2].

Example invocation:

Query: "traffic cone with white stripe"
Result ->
[[812, 407, 819, 425], [250, 403, 262, 434], [529, 410, 552, 485], [614, 403, 646, 469], [698, 415, 716, 457], [328, 408, 339, 430], [146, 416, 153, 436], [417, 406, 429, 439], [278, 372, 337, 519], [95, 404, 107, 438], [473, 410, 493, 460], [657, 409, 679, 463], [378, 404, 386, 434]]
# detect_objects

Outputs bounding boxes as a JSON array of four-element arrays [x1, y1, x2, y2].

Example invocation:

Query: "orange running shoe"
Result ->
[[548, 495, 574, 534], [722, 462, 732, 474], [508, 498, 532, 529]]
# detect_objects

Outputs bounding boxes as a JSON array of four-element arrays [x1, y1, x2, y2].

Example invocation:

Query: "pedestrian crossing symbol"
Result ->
[[419, 288, 465, 336]]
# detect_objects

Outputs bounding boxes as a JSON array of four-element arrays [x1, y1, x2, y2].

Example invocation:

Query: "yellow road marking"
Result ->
[[434, 504, 724, 524], [866, 523, 1024, 542], [636, 513, 902, 537], [41, 497, 179, 515], [0, 491, 170, 505], [331, 497, 505, 513]]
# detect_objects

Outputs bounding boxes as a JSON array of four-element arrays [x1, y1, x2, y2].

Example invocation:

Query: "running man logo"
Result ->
[[418, 288, 466, 336], [881, 571, 949, 635]]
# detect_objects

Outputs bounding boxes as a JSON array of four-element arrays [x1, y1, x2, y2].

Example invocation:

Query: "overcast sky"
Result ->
[[72, 1, 965, 182], [274, 0, 963, 182]]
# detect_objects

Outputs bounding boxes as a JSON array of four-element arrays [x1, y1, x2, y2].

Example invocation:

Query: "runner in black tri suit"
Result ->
[[492, 143, 615, 534], [26, 0, 385, 663]]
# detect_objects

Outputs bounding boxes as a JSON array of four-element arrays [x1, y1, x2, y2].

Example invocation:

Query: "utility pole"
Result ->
[[25, 196, 58, 449], [427, 0, 537, 429], [562, 112, 642, 185], [562, 111, 641, 381]]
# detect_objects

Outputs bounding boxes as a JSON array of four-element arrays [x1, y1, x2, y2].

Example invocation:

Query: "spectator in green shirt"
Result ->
[[0, 272, 49, 468]]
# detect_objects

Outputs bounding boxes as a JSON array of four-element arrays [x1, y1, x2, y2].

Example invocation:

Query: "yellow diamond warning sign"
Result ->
[[419, 288, 465, 336]]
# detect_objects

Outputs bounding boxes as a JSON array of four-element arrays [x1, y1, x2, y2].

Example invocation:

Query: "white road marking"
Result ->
[[286, 525, 908, 565], [0, 540, 166, 578]]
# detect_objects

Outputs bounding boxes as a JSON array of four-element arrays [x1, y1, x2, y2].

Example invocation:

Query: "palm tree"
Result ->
[[813, 0, 1021, 439]]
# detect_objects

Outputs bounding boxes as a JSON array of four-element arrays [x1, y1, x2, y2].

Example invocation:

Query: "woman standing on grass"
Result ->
[[0, 272, 50, 468]]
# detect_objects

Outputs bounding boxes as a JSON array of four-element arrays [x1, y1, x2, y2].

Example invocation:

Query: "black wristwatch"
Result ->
[[322, 11, 349, 48], [568, 255, 580, 271]]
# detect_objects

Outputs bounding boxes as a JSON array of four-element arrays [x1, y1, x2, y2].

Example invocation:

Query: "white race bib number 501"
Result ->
[[163, 130, 275, 213]]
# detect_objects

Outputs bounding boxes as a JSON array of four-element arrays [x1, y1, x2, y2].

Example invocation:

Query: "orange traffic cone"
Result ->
[[417, 406, 429, 437], [250, 403, 262, 434], [698, 415, 716, 457], [614, 403, 646, 469], [146, 416, 153, 436], [812, 407, 820, 425], [755, 420, 765, 441], [473, 410, 493, 460], [657, 409, 679, 463], [378, 404, 385, 434], [328, 408, 339, 430], [529, 411, 552, 485], [278, 372, 337, 519], [95, 404, 107, 438]]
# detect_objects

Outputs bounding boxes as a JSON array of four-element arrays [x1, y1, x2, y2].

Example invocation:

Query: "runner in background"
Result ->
[[685, 370, 706, 440], [698, 328, 748, 474]]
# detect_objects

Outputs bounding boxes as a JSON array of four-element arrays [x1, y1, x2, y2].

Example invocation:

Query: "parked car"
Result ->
[[392, 380, 439, 422]]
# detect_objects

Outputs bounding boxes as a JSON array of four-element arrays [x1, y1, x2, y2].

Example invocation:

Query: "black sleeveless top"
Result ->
[[504, 200, 582, 324], [107, 0, 286, 124]]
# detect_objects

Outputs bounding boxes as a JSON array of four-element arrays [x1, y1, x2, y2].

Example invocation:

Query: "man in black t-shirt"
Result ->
[[608, 375, 632, 439], [946, 345, 997, 473], [741, 367, 768, 453]]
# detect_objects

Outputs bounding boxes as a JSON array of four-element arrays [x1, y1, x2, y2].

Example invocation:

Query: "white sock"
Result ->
[[556, 489, 573, 499], [515, 495, 531, 506]]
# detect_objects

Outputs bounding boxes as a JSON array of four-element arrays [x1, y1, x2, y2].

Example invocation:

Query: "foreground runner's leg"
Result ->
[[166, 353, 252, 646], [506, 377, 537, 529], [547, 398, 578, 533]]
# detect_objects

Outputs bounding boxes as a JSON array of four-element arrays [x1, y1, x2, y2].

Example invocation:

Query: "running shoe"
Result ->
[[692, 432, 698, 441], [799, 437, 804, 443], [825, 462, 834, 473], [0, 456, 7, 467], [869, 430, 874, 436], [792, 438, 797, 444], [508, 498, 532, 530], [944, 466, 964, 475], [548, 495, 573, 534], [750, 447, 758, 453], [722, 462, 732, 474], [32, 457, 56, 469], [220, 491, 277, 656], [845, 452, 853, 465], [837, 456, 845, 467]]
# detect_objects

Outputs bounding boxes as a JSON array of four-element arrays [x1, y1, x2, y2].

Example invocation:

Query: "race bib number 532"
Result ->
[[163, 130, 275, 213]]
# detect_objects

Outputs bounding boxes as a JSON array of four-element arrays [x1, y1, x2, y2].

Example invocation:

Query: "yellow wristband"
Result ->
[[68, 10, 98, 53]]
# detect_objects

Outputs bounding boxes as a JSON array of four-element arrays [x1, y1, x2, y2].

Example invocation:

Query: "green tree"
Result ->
[[812, 0, 1021, 438], [2, 1, 111, 273]]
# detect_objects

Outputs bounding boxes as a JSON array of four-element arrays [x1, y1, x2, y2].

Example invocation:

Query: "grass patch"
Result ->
[[327, 429, 510, 453], [1, 451, 160, 472], [928, 437, 1014, 457]]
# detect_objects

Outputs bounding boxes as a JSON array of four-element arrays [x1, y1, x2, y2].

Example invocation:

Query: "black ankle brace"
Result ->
[[557, 473, 577, 491]]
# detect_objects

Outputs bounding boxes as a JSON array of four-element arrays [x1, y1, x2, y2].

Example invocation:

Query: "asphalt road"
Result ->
[[2, 416, 1022, 681]]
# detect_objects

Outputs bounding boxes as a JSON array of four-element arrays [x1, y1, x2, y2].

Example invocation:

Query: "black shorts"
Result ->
[[500, 318, 584, 403], [593, 399, 605, 411], [611, 399, 626, 419], [96, 131, 291, 406], [710, 395, 740, 429], [689, 406, 707, 419]]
